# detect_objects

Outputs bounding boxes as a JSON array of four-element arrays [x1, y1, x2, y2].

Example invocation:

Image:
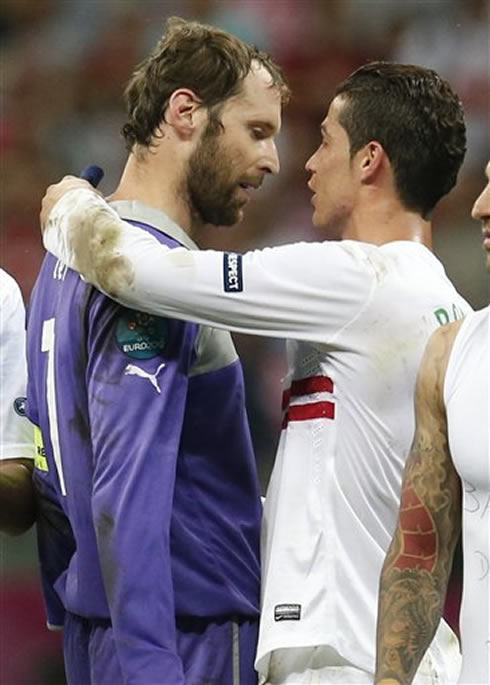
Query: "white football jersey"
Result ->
[[44, 191, 471, 678], [254, 242, 468, 680], [444, 306, 489, 684], [0, 269, 36, 460]]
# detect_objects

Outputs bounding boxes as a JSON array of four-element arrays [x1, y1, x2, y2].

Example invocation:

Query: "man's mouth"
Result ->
[[237, 183, 257, 202], [239, 179, 262, 191]]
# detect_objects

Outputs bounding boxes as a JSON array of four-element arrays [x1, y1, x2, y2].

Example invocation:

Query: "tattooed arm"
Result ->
[[374, 322, 463, 684]]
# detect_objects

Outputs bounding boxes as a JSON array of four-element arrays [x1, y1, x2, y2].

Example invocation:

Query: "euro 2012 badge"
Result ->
[[115, 310, 168, 360]]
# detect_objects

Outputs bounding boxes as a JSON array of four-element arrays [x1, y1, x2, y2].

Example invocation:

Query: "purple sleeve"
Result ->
[[86, 294, 197, 684]]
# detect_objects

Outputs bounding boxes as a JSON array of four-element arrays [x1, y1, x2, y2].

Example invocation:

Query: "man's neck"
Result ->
[[343, 198, 433, 249], [107, 152, 203, 241]]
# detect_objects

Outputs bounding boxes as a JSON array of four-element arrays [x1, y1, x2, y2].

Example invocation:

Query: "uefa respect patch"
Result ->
[[115, 310, 169, 360], [223, 252, 243, 293]]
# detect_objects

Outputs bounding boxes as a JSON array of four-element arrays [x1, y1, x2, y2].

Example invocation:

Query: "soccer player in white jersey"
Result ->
[[375, 162, 490, 685], [40, 63, 469, 683], [0, 268, 36, 535]]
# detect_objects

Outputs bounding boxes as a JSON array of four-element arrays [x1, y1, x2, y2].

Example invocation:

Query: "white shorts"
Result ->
[[260, 631, 461, 685], [260, 646, 371, 684]]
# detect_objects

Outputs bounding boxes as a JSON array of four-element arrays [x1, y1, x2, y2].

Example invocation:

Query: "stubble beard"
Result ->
[[187, 124, 245, 227]]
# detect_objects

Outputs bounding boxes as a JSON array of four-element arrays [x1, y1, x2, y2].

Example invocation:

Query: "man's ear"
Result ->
[[165, 89, 205, 139], [359, 141, 385, 183]]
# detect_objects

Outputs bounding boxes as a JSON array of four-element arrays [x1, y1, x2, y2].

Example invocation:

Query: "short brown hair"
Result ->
[[122, 16, 290, 151], [334, 61, 466, 217]]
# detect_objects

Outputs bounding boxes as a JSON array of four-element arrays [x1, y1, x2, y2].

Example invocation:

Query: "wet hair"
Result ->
[[122, 16, 290, 151], [334, 61, 467, 217]]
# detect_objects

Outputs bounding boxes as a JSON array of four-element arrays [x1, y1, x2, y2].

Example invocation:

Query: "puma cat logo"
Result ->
[[124, 363, 166, 393]]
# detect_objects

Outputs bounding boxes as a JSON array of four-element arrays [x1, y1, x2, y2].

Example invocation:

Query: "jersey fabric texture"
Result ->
[[64, 613, 259, 685], [444, 306, 489, 684], [0, 268, 35, 460], [44, 192, 471, 681], [26, 201, 262, 684]]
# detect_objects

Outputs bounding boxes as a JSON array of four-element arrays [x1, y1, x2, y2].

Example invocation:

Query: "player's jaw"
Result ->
[[307, 178, 352, 240], [187, 125, 263, 227]]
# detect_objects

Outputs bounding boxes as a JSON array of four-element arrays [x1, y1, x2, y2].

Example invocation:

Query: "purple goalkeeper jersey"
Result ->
[[26, 201, 261, 682]]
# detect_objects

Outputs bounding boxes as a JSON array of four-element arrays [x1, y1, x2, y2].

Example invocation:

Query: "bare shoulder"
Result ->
[[428, 318, 464, 351]]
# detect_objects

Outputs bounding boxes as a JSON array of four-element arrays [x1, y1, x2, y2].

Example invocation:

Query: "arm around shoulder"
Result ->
[[44, 191, 375, 343]]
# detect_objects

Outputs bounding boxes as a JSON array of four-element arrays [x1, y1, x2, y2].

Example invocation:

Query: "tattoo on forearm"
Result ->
[[394, 485, 437, 573], [375, 326, 462, 684]]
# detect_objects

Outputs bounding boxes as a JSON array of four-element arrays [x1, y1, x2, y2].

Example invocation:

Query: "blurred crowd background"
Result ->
[[1, 0, 488, 682]]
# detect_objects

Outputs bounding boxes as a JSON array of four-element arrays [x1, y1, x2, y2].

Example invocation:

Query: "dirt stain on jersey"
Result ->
[[95, 512, 118, 605], [69, 405, 90, 442]]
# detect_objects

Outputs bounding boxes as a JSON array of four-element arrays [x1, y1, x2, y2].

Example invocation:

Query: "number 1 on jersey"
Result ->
[[42, 318, 67, 496]]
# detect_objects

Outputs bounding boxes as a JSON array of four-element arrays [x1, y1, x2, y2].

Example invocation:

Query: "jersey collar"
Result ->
[[108, 200, 198, 251]]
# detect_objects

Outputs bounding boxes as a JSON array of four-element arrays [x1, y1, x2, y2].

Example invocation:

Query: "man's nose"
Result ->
[[260, 141, 280, 176]]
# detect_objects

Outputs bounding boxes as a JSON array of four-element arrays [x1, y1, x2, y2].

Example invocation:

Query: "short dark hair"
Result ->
[[334, 61, 467, 217], [122, 16, 290, 151]]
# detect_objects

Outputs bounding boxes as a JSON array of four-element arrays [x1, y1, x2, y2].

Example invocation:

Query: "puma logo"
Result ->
[[124, 363, 166, 394]]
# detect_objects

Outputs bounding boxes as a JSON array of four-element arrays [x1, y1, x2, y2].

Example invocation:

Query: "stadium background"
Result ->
[[1, 0, 488, 682]]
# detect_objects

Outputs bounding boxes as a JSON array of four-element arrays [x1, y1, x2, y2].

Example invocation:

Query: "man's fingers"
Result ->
[[40, 176, 99, 231]]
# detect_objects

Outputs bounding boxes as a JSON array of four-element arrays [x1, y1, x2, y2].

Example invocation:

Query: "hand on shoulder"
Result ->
[[40, 176, 100, 231]]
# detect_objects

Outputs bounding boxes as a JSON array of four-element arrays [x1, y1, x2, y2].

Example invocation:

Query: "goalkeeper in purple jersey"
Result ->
[[25, 17, 289, 685]]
